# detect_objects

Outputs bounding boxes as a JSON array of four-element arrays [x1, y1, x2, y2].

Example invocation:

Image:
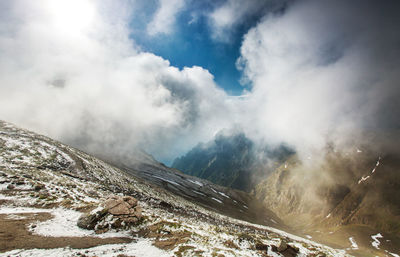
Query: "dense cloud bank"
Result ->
[[238, 0, 400, 157], [0, 0, 399, 164], [0, 0, 236, 162]]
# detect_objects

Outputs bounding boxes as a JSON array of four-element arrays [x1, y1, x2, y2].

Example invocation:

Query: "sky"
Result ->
[[0, 0, 399, 165], [129, 0, 286, 95]]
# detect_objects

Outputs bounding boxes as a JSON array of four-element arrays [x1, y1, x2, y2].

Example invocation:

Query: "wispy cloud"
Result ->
[[147, 0, 186, 36], [206, 0, 288, 42]]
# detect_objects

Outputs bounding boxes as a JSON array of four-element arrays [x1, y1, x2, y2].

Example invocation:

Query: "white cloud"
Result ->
[[238, 0, 400, 157], [147, 0, 185, 36], [208, 0, 257, 41], [1, 0, 399, 166], [206, 0, 285, 42], [0, 0, 234, 163]]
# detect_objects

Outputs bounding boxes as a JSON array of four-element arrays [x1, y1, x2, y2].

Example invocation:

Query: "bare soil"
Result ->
[[0, 212, 133, 253]]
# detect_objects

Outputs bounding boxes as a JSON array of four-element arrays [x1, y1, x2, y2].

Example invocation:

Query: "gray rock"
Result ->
[[277, 240, 287, 252], [123, 196, 138, 207], [104, 195, 138, 216], [77, 209, 108, 230], [77, 195, 141, 231], [34, 184, 45, 191]]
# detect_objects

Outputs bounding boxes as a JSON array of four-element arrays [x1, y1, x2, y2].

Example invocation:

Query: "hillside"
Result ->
[[172, 132, 294, 192], [254, 149, 400, 256], [0, 121, 349, 256], [171, 131, 400, 256]]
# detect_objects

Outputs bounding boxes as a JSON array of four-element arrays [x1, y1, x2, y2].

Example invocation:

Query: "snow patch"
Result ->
[[371, 233, 383, 249], [187, 179, 203, 187], [218, 191, 230, 198], [0, 207, 51, 214], [211, 197, 223, 204], [32, 208, 132, 238], [371, 156, 381, 173], [349, 237, 358, 249], [0, 207, 131, 238], [358, 175, 370, 184], [210, 187, 218, 194], [151, 175, 180, 186], [2, 238, 170, 257], [387, 252, 400, 257], [193, 190, 206, 197], [358, 156, 383, 183]]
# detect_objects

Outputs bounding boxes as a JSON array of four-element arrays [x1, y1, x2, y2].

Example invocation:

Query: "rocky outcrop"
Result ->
[[77, 195, 142, 233], [255, 239, 299, 257], [271, 241, 299, 257]]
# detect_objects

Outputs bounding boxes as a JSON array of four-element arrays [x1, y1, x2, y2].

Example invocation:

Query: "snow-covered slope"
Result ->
[[0, 121, 351, 256]]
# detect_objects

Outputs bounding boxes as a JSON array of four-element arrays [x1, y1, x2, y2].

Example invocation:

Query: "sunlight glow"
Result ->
[[45, 0, 95, 34]]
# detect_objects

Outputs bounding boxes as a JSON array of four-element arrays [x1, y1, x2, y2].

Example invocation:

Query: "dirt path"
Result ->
[[0, 212, 133, 252]]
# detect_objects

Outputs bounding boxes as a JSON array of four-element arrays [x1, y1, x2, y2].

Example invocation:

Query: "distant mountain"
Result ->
[[171, 132, 294, 192]]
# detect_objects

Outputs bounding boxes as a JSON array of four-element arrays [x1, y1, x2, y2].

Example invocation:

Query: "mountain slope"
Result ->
[[172, 130, 400, 256], [254, 149, 400, 256], [0, 120, 349, 256], [172, 132, 294, 192], [172, 133, 254, 192]]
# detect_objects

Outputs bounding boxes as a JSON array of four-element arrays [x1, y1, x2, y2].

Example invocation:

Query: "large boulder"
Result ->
[[77, 195, 142, 233], [103, 195, 140, 216]]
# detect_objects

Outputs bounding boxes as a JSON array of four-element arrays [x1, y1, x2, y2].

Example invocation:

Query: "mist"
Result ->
[[0, 0, 399, 168], [0, 0, 237, 164], [238, 0, 400, 158]]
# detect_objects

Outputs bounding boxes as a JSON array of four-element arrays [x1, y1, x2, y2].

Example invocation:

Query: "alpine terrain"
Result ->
[[174, 133, 400, 256], [0, 121, 352, 256]]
